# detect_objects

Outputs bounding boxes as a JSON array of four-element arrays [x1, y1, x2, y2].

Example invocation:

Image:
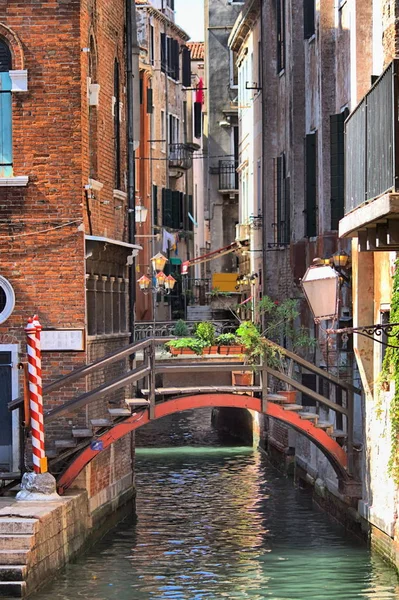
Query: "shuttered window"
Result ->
[[153, 184, 158, 227], [330, 110, 348, 230], [147, 86, 153, 114], [162, 188, 173, 227], [182, 46, 191, 87], [0, 39, 12, 178], [194, 102, 202, 139], [305, 132, 317, 237], [161, 33, 166, 73], [114, 60, 121, 190]]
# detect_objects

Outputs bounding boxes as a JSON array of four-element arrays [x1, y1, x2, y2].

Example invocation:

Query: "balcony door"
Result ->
[[0, 345, 18, 472]]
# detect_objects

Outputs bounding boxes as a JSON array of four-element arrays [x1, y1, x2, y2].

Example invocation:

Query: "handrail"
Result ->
[[264, 339, 362, 395], [8, 337, 172, 412], [45, 363, 151, 424]]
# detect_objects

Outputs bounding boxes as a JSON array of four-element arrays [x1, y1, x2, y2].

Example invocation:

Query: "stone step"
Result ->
[[267, 394, 289, 402], [0, 519, 37, 535], [0, 581, 26, 598], [91, 419, 113, 428], [72, 429, 93, 438], [282, 404, 303, 411], [331, 429, 347, 438], [125, 398, 150, 407], [316, 422, 335, 434], [0, 550, 28, 566], [298, 412, 319, 424], [54, 440, 77, 449], [0, 473, 21, 481], [108, 408, 132, 417], [0, 536, 34, 551], [0, 566, 27, 582]]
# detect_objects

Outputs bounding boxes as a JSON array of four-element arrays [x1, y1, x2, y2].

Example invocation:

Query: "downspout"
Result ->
[[260, 0, 267, 307], [126, 0, 139, 343]]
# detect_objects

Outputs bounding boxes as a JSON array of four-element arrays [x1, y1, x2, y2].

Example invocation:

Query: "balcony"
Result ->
[[340, 60, 399, 250], [169, 143, 198, 178], [218, 160, 239, 193]]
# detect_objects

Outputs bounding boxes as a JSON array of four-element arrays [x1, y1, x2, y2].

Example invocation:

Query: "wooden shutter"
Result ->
[[284, 175, 291, 244], [153, 185, 158, 226], [162, 188, 173, 227], [305, 133, 317, 237], [147, 87, 153, 114], [161, 33, 166, 73], [304, 0, 315, 39], [171, 191, 181, 229], [194, 102, 202, 139], [182, 46, 191, 87]]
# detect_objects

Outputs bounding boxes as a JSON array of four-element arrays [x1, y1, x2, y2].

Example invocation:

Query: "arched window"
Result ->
[[0, 38, 12, 177], [114, 59, 121, 190]]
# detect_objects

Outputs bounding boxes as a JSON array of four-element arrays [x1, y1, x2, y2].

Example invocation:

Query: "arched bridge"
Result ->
[[7, 337, 362, 497]]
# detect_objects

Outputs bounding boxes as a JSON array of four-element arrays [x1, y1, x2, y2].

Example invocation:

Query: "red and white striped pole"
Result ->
[[25, 316, 47, 474]]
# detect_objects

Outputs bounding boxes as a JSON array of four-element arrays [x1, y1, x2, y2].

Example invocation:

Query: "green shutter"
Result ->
[[330, 112, 346, 230], [162, 188, 173, 227], [0, 72, 12, 177]]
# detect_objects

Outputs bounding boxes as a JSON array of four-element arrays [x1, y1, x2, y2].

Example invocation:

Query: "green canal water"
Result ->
[[32, 409, 399, 600]]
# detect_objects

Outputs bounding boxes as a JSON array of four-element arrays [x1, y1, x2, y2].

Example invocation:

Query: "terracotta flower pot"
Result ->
[[277, 390, 297, 404], [218, 345, 245, 355], [232, 371, 254, 386]]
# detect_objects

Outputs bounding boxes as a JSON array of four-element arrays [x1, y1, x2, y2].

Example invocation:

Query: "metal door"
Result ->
[[0, 351, 12, 470]]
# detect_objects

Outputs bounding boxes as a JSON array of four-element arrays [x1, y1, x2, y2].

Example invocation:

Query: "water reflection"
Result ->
[[31, 410, 399, 600]]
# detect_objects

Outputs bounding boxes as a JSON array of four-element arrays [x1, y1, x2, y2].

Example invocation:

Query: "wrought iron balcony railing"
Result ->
[[345, 60, 399, 214], [219, 160, 239, 192], [169, 143, 193, 171]]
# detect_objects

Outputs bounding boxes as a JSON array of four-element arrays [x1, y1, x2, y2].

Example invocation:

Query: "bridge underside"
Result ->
[[57, 394, 349, 493]]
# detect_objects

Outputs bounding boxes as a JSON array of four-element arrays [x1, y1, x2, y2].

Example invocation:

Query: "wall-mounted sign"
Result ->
[[91, 441, 104, 452], [41, 329, 85, 352]]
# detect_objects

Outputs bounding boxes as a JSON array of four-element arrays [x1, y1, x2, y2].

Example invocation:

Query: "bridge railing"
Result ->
[[9, 336, 361, 476]]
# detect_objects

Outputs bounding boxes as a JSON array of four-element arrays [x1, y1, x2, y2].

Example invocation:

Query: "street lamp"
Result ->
[[135, 205, 148, 224], [301, 258, 399, 347], [151, 252, 168, 272], [137, 271, 176, 296], [301, 259, 340, 322]]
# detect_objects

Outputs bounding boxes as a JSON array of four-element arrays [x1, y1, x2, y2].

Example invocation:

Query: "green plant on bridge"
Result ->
[[166, 337, 207, 355], [379, 259, 399, 485], [195, 321, 216, 346]]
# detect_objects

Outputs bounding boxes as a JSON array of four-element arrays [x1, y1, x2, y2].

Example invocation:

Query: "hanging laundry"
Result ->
[[162, 228, 177, 253]]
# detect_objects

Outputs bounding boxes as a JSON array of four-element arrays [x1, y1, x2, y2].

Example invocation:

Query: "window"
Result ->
[[114, 60, 121, 190], [304, 0, 315, 39], [169, 115, 179, 145], [274, 153, 290, 245], [149, 24, 155, 66], [276, 0, 285, 73], [305, 132, 317, 237], [0, 276, 15, 324], [86, 274, 128, 336], [161, 109, 166, 152], [230, 50, 238, 88], [330, 109, 349, 230], [160, 34, 179, 81], [153, 184, 158, 227], [0, 39, 12, 178]]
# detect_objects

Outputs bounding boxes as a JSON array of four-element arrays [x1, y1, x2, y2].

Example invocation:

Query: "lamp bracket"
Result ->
[[326, 323, 399, 348]]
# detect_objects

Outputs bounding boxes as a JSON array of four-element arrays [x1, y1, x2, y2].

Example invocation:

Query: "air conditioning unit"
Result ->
[[235, 224, 250, 242]]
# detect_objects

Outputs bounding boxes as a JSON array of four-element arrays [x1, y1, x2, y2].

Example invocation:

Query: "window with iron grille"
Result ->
[[305, 132, 317, 237], [0, 38, 12, 178]]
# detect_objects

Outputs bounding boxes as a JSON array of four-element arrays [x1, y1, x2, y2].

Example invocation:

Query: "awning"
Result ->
[[170, 257, 182, 265]]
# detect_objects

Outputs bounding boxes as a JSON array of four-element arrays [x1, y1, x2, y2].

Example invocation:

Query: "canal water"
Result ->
[[32, 409, 399, 600]]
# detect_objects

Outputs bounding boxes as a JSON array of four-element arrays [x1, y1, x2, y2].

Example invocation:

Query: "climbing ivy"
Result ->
[[380, 259, 399, 485]]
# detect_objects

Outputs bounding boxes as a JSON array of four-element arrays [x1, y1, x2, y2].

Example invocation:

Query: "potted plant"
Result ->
[[231, 297, 315, 395], [215, 332, 245, 355]]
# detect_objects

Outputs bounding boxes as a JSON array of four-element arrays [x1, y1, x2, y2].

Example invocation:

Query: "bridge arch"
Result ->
[[57, 394, 349, 494]]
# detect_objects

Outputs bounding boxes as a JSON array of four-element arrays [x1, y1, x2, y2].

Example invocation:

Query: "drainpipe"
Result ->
[[126, 0, 140, 343], [260, 0, 267, 318]]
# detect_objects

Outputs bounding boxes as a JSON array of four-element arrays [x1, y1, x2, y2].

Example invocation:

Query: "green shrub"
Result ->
[[166, 337, 207, 355], [172, 319, 189, 337], [195, 322, 216, 346], [216, 333, 238, 346]]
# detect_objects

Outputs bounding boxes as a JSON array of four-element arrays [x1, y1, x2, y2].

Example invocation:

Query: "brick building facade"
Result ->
[[0, 0, 139, 505]]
